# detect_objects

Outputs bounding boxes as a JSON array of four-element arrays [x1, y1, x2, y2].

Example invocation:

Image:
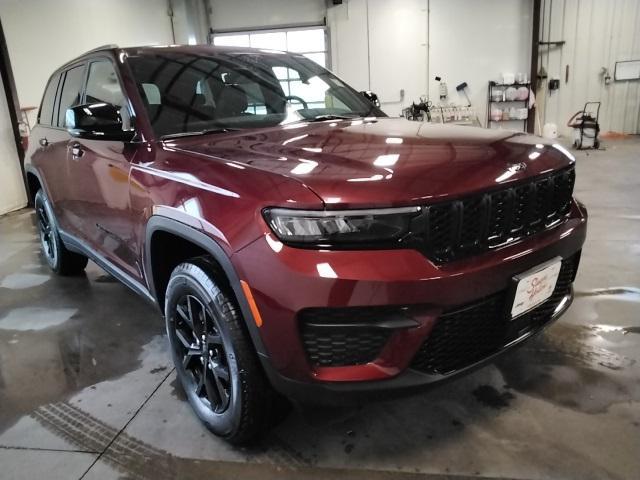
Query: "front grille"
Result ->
[[423, 167, 575, 262], [410, 253, 580, 375], [300, 308, 398, 367]]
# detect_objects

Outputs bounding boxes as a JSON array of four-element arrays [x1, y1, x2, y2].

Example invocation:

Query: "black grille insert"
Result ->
[[410, 253, 580, 375], [299, 307, 407, 367], [423, 167, 575, 263]]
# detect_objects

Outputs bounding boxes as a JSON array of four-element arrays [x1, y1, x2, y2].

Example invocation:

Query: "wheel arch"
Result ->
[[24, 166, 45, 206], [144, 215, 268, 358]]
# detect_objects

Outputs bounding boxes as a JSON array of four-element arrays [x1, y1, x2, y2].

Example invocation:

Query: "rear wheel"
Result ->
[[165, 256, 278, 444], [34, 189, 88, 275]]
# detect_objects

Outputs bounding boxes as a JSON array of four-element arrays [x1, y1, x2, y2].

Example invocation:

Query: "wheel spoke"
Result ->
[[195, 371, 205, 397], [175, 328, 194, 350], [212, 363, 230, 382], [186, 296, 196, 330], [203, 372, 220, 406], [182, 349, 199, 369], [37, 207, 48, 228], [204, 360, 229, 410], [173, 292, 232, 413], [176, 303, 192, 326]]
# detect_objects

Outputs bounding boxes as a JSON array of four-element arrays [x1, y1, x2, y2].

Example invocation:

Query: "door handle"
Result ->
[[70, 144, 84, 159], [39, 138, 48, 147]]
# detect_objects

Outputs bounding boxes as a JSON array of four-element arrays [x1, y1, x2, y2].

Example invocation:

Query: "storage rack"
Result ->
[[486, 81, 531, 131]]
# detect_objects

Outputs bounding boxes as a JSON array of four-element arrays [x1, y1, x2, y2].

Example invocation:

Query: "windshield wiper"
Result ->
[[160, 127, 237, 140]]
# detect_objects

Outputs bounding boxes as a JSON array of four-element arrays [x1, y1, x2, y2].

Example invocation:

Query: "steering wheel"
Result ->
[[285, 95, 308, 110]]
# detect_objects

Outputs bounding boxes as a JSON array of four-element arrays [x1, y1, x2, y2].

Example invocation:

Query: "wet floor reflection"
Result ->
[[0, 211, 163, 432]]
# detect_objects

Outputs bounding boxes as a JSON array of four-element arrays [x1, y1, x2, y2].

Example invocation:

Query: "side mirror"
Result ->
[[360, 90, 380, 108], [66, 103, 135, 141]]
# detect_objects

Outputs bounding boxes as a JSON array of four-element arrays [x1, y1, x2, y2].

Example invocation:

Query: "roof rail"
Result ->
[[81, 44, 120, 56]]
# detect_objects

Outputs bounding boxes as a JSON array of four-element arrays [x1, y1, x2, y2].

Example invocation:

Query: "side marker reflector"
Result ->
[[240, 280, 263, 327]]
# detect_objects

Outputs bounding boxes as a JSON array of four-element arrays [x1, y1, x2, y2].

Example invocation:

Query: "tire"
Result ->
[[34, 189, 88, 275], [165, 256, 278, 445]]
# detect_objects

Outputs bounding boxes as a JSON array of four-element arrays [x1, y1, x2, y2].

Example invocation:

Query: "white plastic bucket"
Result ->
[[542, 123, 558, 139]]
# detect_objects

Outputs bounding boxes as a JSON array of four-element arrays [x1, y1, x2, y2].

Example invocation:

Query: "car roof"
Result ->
[[55, 43, 294, 73], [120, 44, 293, 56]]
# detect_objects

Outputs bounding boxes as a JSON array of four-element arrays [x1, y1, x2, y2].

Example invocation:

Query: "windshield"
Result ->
[[127, 50, 385, 137]]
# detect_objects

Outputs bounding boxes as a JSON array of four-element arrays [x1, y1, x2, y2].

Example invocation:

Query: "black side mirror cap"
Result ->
[[66, 103, 135, 141], [360, 90, 380, 108]]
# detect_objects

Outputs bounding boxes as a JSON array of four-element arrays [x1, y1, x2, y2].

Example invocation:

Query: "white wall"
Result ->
[[328, 0, 429, 116], [209, 0, 326, 31], [0, 0, 174, 125], [328, 0, 532, 119], [429, 0, 532, 126], [538, 0, 640, 135], [0, 75, 26, 214], [172, 0, 210, 44]]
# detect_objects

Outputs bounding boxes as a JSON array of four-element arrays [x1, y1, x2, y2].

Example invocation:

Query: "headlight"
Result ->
[[263, 206, 421, 246]]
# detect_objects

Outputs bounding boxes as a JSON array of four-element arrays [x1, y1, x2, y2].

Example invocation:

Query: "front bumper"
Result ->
[[232, 200, 587, 404]]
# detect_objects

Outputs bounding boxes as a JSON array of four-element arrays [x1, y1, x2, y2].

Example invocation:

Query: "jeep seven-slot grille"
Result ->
[[423, 167, 575, 263], [409, 252, 580, 375]]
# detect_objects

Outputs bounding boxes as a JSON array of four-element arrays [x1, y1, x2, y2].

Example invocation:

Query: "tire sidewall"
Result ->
[[34, 189, 61, 272], [165, 265, 243, 438]]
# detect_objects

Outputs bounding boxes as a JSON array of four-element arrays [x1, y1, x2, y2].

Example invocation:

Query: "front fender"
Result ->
[[143, 215, 269, 358]]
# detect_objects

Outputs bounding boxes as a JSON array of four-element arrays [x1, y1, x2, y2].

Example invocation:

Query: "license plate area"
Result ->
[[508, 257, 562, 319]]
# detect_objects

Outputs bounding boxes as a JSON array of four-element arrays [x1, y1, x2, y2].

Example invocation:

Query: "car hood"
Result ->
[[169, 117, 575, 208]]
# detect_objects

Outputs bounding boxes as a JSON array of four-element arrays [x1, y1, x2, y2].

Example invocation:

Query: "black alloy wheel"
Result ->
[[165, 257, 281, 444], [36, 194, 58, 268], [34, 189, 88, 275], [173, 293, 232, 414]]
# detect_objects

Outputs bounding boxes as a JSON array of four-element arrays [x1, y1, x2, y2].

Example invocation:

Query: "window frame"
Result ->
[[79, 55, 138, 141], [55, 62, 87, 128], [82, 58, 127, 107], [37, 72, 62, 127], [211, 25, 331, 70]]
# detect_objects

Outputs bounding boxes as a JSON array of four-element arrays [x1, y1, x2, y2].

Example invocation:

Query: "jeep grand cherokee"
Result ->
[[25, 45, 587, 444]]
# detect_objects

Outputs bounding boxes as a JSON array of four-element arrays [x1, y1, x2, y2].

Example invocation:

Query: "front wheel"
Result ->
[[165, 256, 277, 444], [34, 189, 88, 275]]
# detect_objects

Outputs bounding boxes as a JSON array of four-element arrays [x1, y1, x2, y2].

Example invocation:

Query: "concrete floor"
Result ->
[[1, 137, 639, 480]]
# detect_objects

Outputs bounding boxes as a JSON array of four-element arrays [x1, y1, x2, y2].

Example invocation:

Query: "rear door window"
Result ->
[[56, 65, 86, 127], [38, 73, 61, 126]]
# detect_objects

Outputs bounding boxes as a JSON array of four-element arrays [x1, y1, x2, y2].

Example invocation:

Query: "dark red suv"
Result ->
[[25, 45, 587, 444]]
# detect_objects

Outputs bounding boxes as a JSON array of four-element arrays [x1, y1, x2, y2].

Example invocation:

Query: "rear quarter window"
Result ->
[[38, 73, 61, 126], [56, 65, 86, 127]]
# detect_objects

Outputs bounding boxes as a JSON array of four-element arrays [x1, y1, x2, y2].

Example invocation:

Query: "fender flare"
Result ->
[[144, 215, 268, 358], [24, 166, 47, 201]]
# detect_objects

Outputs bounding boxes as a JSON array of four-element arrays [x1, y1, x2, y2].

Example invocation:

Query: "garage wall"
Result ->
[[209, 0, 326, 31], [172, 0, 210, 45], [538, 0, 640, 135], [0, 0, 174, 124], [328, 0, 532, 119], [429, 0, 533, 126], [0, 73, 26, 215], [327, 0, 428, 117]]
